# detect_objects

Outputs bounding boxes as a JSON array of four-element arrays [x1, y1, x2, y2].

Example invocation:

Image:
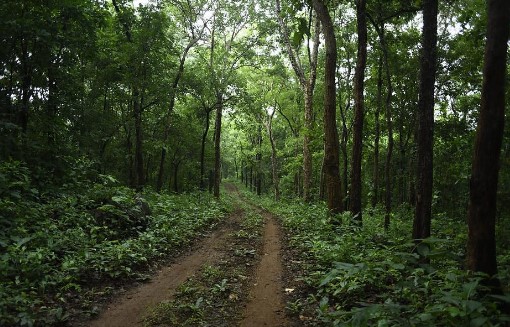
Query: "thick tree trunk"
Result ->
[[467, 0, 510, 283], [312, 0, 343, 215], [213, 93, 223, 198], [350, 0, 368, 223], [413, 0, 438, 243]]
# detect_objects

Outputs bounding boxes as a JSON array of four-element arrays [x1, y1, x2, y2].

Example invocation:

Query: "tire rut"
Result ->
[[84, 210, 242, 327], [240, 210, 288, 327]]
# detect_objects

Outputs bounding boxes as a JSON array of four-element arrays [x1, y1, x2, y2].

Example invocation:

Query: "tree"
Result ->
[[311, 0, 343, 214], [275, 0, 320, 202], [466, 0, 510, 284], [156, 0, 209, 192], [412, 0, 438, 244], [350, 0, 368, 223]]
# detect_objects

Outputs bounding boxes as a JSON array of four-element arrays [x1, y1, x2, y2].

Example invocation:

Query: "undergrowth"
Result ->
[[256, 195, 510, 327], [0, 161, 232, 326]]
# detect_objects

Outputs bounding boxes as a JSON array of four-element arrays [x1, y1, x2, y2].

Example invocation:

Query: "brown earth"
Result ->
[[79, 184, 291, 327], [240, 210, 288, 327]]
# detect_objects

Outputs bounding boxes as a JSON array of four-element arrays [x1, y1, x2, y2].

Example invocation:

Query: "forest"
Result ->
[[1, 0, 509, 326]]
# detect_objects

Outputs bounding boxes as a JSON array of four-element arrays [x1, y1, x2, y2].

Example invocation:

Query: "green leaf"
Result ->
[[470, 317, 488, 327], [417, 243, 430, 257]]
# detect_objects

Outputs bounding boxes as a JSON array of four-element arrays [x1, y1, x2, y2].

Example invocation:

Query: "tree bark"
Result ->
[[200, 108, 212, 190], [133, 88, 145, 190], [467, 0, 510, 283], [350, 0, 368, 223], [368, 16, 394, 229], [156, 40, 197, 192], [312, 0, 343, 215], [413, 0, 438, 243], [213, 93, 223, 198], [256, 125, 262, 196], [266, 110, 280, 201], [373, 54, 382, 208], [275, 0, 319, 202]]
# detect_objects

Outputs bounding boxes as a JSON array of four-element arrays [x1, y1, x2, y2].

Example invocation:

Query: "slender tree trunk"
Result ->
[[256, 125, 262, 196], [380, 22, 394, 230], [19, 40, 31, 139], [266, 111, 280, 201], [275, 0, 319, 202], [312, 0, 343, 214], [156, 42, 196, 193], [213, 93, 223, 198], [373, 55, 383, 208], [173, 160, 180, 193], [133, 88, 145, 190], [413, 0, 438, 243], [200, 109, 211, 190], [467, 0, 510, 285], [303, 86, 313, 202], [340, 106, 349, 209], [350, 0, 368, 223]]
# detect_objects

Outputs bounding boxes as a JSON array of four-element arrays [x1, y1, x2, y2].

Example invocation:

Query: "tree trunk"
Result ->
[[19, 39, 31, 140], [200, 108, 212, 190], [467, 0, 509, 284], [312, 0, 343, 215], [373, 54, 382, 208], [173, 160, 180, 193], [413, 0, 438, 243], [339, 105, 349, 209], [256, 125, 262, 196], [303, 85, 313, 202], [213, 93, 223, 198], [275, 0, 319, 202], [266, 111, 280, 201], [350, 0, 368, 223], [155, 42, 195, 193], [133, 88, 145, 190]]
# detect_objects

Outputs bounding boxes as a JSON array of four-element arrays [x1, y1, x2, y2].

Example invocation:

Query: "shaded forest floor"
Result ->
[[77, 183, 293, 327]]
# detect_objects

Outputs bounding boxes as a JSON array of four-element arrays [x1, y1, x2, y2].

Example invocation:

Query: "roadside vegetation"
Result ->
[[0, 160, 232, 326], [258, 195, 510, 326]]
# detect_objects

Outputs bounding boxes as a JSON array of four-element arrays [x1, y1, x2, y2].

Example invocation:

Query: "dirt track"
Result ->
[[82, 184, 290, 327]]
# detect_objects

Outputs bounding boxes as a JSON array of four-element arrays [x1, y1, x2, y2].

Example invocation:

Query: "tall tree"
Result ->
[[350, 0, 368, 222], [312, 0, 343, 214], [275, 0, 320, 202], [266, 104, 280, 201], [156, 0, 208, 192], [466, 0, 510, 283], [412, 0, 438, 243]]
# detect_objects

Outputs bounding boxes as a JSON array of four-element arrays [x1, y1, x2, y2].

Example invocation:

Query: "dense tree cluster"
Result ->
[[1, 0, 509, 324]]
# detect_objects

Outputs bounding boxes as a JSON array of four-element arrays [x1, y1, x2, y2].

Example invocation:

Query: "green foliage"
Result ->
[[259, 197, 510, 326], [0, 160, 231, 326]]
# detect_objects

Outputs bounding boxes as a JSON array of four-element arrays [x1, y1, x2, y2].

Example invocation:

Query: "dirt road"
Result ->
[[82, 184, 290, 327]]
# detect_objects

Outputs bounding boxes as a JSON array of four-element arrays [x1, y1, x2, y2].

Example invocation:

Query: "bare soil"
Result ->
[[240, 211, 288, 327], [79, 184, 292, 327]]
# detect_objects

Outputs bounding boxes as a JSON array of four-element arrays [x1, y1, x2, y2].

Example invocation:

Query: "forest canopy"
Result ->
[[0, 0, 509, 325]]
